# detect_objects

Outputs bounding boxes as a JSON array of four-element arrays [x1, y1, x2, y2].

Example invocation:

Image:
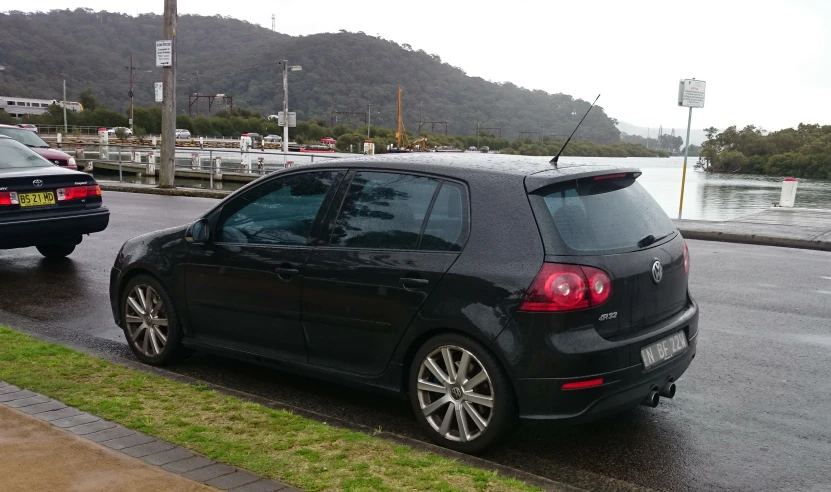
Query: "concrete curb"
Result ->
[[676, 227, 831, 252], [99, 183, 230, 199], [0, 382, 299, 492]]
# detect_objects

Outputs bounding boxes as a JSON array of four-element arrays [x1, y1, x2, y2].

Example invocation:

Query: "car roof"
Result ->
[[301, 152, 638, 182], [0, 124, 26, 129]]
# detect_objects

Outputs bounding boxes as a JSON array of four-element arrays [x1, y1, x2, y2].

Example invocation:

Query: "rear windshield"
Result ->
[[0, 127, 49, 148], [0, 139, 53, 169], [533, 177, 676, 253]]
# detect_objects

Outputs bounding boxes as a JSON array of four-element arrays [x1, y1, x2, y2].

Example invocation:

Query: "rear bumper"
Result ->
[[0, 207, 109, 249]]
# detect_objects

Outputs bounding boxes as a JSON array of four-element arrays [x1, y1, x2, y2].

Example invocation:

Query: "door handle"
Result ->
[[275, 267, 300, 277], [399, 277, 429, 288]]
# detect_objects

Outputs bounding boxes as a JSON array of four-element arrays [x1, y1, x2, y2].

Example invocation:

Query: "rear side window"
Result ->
[[420, 182, 465, 252], [330, 172, 439, 250], [534, 177, 675, 253]]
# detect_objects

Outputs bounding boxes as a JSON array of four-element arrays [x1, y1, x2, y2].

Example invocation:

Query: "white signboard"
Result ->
[[678, 79, 706, 108], [155, 40, 172, 67], [278, 111, 297, 127], [154, 82, 163, 103]]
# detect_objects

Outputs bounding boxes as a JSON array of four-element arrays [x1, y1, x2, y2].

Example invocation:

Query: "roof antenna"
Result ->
[[550, 94, 601, 167]]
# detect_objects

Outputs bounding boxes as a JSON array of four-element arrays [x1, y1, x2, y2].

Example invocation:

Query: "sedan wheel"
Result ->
[[417, 345, 494, 443], [124, 284, 169, 358]]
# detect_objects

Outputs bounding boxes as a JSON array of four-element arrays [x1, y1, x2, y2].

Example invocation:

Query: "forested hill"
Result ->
[[0, 9, 620, 142]]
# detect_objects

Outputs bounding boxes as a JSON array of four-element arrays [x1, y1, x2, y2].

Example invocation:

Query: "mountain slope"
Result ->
[[0, 9, 620, 141]]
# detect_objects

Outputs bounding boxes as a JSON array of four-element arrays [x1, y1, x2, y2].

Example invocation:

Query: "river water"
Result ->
[[94, 153, 831, 221]]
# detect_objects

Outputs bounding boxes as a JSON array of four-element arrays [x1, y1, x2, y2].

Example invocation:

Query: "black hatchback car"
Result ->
[[109, 154, 698, 453]]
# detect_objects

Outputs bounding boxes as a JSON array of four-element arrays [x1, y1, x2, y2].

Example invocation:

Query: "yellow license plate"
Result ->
[[19, 191, 56, 207]]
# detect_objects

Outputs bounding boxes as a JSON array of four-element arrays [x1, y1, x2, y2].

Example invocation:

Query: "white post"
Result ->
[[779, 178, 798, 207], [213, 156, 222, 180], [191, 152, 199, 170]]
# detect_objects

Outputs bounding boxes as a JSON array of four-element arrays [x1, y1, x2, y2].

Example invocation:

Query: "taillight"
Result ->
[[562, 378, 604, 390], [56, 185, 100, 201], [520, 263, 612, 312], [0, 191, 19, 206], [683, 241, 690, 275]]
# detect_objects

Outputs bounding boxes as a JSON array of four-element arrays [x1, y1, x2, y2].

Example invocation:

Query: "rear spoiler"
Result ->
[[524, 167, 642, 193]]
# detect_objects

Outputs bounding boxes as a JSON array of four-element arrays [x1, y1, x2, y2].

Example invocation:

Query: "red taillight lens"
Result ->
[[683, 241, 690, 275], [520, 263, 612, 312], [0, 191, 19, 206], [56, 185, 99, 201], [562, 378, 604, 390]]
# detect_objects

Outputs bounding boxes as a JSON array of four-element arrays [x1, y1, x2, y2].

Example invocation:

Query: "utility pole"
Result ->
[[191, 71, 201, 116], [129, 53, 134, 131], [282, 60, 289, 162], [62, 80, 68, 134], [367, 103, 372, 139], [477, 122, 480, 150], [160, 0, 177, 188]]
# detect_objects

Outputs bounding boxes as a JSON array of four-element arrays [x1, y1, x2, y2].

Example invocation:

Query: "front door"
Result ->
[[184, 170, 343, 361], [303, 171, 468, 375]]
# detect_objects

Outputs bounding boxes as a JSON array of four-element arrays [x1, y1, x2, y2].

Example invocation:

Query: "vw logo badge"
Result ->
[[450, 387, 463, 400], [651, 260, 663, 284], [32, 179, 44, 187]]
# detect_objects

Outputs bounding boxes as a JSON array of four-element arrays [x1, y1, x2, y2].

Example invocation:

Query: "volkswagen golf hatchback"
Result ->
[[109, 154, 698, 453]]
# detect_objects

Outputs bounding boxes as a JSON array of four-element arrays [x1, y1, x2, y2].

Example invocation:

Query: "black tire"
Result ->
[[120, 274, 193, 365], [36, 242, 76, 259], [409, 332, 517, 454]]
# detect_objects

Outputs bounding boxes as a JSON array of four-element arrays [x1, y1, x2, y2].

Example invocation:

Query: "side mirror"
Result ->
[[185, 219, 210, 243]]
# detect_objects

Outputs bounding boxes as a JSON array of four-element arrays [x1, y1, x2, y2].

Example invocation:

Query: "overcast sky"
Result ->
[[17, 0, 831, 132]]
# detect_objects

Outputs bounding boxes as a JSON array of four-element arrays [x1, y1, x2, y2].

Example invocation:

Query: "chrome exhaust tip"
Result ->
[[642, 389, 660, 408], [660, 381, 677, 399]]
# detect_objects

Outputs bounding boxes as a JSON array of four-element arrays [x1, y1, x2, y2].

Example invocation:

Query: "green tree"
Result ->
[[79, 88, 98, 112]]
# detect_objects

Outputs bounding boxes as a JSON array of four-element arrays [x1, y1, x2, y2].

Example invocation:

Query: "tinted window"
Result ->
[[0, 139, 52, 169], [537, 178, 675, 252], [420, 182, 465, 251], [330, 172, 439, 250], [217, 171, 339, 246]]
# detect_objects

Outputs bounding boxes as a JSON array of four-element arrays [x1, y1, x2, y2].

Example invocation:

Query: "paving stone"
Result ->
[[101, 433, 155, 450], [69, 419, 117, 435], [85, 426, 137, 443], [182, 464, 236, 482], [34, 407, 82, 422], [121, 440, 175, 458], [142, 447, 194, 466], [0, 385, 21, 395], [206, 471, 260, 490], [18, 401, 66, 415], [162, 456, 214, 474], [0, 390, 38, 402], [5, 395, 50, 408], [230, 480, 287, 492], [52, 413, 99, 428]]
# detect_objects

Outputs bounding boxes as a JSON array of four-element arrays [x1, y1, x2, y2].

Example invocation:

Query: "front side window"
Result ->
[[217, 171, 340, 246], [330, 172, 439, 250]]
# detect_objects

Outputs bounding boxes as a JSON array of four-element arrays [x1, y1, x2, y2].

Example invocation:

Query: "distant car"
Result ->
[[0, 136, 109, 258], [107, 127, 133, 137], [18, 124, 39, 134], [175, 129, 191, 139], [264, 135, 282, 143], [0, 124, 77, 170]]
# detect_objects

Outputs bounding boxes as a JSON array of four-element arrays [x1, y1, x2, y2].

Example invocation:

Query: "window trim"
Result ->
[[318, 168, 471, 253], [211, 169, 345, 247]]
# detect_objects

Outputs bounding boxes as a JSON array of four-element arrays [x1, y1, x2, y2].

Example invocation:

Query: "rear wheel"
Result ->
[[409, 333, 516, 454], [36, 242, 76, 259], [121, 275, 191, 365]]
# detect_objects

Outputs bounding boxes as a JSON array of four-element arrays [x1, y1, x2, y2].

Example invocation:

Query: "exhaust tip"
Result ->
[[660, 381, 677, 399], [642, 389, 660, 408]]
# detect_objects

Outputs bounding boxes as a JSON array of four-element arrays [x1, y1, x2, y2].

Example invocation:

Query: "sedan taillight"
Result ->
[[0, 191, 19, 206], [56, 185, 101, 201], [520, 263, 612, 312]]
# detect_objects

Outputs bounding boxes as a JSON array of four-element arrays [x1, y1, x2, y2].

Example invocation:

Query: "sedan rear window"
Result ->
[[0, 139, 53, 169], [534, 176, 676, 253], [0, 128, 49, 148]]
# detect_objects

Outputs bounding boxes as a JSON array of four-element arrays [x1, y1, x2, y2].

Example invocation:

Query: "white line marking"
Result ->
[[816, 291, 831, 295], [821, 276, 831, 280]]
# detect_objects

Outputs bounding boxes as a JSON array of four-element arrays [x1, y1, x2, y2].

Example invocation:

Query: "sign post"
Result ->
[[677, 79, 706, 219]]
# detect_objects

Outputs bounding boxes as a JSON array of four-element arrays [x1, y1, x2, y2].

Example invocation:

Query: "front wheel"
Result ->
[[121, 275, 192, 365], [409, 333, 516, 454], [36, 242, 76, 259]]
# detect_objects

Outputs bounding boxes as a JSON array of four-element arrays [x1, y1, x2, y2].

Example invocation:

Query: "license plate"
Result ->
[[641, 331, 688, 369], [19, 191, 56, 207]]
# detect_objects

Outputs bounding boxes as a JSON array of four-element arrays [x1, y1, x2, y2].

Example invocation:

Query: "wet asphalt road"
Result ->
[[1, 191, 830, 492]]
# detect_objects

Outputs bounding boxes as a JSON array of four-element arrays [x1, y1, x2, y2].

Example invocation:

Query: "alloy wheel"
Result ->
[[124, 284, 169, 357], [416, 345, 494, 442]]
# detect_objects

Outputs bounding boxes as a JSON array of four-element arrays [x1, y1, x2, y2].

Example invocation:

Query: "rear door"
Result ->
[[302, 171, 469, 375], [527, 172, 688, 339]]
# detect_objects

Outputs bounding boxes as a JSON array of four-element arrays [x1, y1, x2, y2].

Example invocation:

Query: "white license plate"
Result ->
[[641, 331, 688, 369]]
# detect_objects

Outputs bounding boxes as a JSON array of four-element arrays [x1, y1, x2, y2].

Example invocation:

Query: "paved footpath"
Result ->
[[0, 382, 297, 492]]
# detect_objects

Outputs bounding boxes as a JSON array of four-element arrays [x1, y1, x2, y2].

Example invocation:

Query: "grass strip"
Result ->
[[0, 326, 542, 492]]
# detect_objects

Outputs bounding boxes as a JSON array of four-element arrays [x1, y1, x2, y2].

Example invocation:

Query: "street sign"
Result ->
[[155, 40, 172, 67], [278, 111, 297, 127], [154, 82, 163, 102], [678, 79, 706, 108]]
